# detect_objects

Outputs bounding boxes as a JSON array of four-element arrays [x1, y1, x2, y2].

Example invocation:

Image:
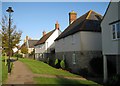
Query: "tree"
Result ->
[[21, 46, 28, 54], [1, 15, 22, 56]]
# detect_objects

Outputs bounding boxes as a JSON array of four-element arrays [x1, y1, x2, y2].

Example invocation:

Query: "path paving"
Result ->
[[5, 60, 35, 84]]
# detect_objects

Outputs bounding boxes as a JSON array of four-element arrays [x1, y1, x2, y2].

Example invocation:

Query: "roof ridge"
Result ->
[[43, 29, 55, 36], [86, 10, 92, 19], [92, 10, 102, 16], [35, 29, 55, 46]]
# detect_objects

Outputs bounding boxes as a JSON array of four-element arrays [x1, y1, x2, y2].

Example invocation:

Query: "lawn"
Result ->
[[19, 58, 79, 77], [19, 58, 101, 85], [1, 57, 8, 83], [34, 77, 100, 86]]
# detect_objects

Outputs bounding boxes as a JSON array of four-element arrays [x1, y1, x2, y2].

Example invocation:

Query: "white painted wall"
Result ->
[[55, 32, 81, 52], [101, 2, 120, 55], [80, 31, 102, 51], [45, 29, 61, 52], [35, 29, 61, 54], [12, 47, 18, 53], [35, 44, 45, 53], [55, 31, 101, 52]]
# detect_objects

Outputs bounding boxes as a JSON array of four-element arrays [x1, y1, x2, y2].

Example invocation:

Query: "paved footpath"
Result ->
[[5, 60, 35, 84]]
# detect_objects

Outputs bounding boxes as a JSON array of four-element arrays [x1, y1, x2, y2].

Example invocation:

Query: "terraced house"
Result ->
[[101, 1, 120, 82], [34, 22, 61, 62], [55, 10, 102, 73], [19, 36, 38, 58]]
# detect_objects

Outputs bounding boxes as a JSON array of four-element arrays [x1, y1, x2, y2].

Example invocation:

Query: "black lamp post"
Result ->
[[6, 7, 14, 73]]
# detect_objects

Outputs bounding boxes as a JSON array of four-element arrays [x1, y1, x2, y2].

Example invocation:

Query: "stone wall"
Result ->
[[56, 51, 102, 73], [35, 53, 55, 66]]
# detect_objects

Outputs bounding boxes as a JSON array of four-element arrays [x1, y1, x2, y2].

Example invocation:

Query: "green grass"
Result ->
[[19, 58, 101, 85], [1, 56, 14, 83], [34, 77, 100, 86], [1, 57, 8, 83], [19, 58, 79, 77], [2, 61, 8, 83]]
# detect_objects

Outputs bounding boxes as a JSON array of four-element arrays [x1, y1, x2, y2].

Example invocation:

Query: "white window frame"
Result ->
[[72, 53, 76, 64], [111, 22, 120, 40]]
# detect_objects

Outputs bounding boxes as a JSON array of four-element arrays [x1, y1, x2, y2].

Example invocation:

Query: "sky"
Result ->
[[2, 2, 109, 45]]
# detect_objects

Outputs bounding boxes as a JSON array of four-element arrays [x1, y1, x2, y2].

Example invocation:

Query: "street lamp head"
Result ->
[[6, 7, 14, 13]]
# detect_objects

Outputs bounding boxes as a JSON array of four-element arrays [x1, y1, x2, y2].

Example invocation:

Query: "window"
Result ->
[[112, 24, 116, 39], [72, 53, 76, 64], [116, 23, 120, 38], [112, 22, 120, 40]]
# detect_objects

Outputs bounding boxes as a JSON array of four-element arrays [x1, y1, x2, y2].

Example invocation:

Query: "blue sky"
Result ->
[[2, 2, 109, 45]]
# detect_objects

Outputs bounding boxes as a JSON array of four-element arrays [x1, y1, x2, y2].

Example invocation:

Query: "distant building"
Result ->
[[19, 36, 38, 58], [101, 1, 120, 82], [34, 21, 61, 62], [13, 47, 18, 53], [55, 10, 102, 73]]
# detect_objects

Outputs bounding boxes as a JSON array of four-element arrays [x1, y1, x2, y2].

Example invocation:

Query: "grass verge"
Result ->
[[1, 57, 8, 83], [19, 58, 101, 85], [19, 58, 79, 77], [34, 77, 101, 86]]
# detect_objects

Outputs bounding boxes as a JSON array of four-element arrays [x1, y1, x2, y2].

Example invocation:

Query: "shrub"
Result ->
[[54, 59, 61, 68], [13, 53, 22, 58], [55, 59, 58, 65], [60, 60, 65, 69]]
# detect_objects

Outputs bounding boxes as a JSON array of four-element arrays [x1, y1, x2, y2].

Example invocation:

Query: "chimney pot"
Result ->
[[43, 31, 46, 36], [55, 21, 59, 30]]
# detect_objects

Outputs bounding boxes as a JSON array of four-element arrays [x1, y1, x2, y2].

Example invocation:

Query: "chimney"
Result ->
[[43, 31, 46, 36], [55, 21, 59, 30], [26, 36, 29, 40], [69, 10, 77, 24], [24, 36, 29, 43]]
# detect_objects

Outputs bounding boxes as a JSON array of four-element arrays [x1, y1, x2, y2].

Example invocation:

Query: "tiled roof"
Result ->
[[19, 40, 38, 49], [28, 40, 38, 48], [55, 10, 102, 41], [35, 30, 55, 46], [19, 42, 26, 50]]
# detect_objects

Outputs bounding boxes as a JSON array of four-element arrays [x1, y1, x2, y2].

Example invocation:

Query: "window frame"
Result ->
[[111, 22, 120, 40], [116, 23, 120, 39], [72, 53, 76, 65]]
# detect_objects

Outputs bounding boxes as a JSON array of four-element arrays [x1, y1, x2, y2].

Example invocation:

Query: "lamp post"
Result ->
[[6, 7, 14, 73]]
